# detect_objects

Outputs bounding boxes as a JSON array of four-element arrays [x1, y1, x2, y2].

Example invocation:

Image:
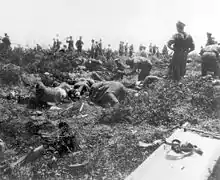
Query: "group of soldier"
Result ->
[[2, 20, 220, 84], [167, 20, 220, 82], [166, 21, 220, 82], [51, 36, 136, 60], [119, 42, 134, 57]]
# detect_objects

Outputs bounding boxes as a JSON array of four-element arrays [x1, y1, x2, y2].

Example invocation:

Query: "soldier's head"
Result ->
[[176, 21, 185, 33], [91, 39, 94, 43], [70, 36, 72, 39], [207, 32, 212, 37], [108, 44, 111, 47], [79, 36, 82, 40]]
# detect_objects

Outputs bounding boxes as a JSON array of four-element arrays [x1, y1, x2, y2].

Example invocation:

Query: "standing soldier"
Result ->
[[206, 32, 217, 46], [66, 36, 74, 51], [36, 44, 42, 51], [149, 43, 153, 54], [167, 21, 195, 81], [95, 41, 99, 58], [52, 38, 57, 51], [2, 33, 11, 53], [106, 44, 112, 60], [152, 45, 157, 55], [119, 42, 124, 56], [129, 44, 134, 57], [75, 36, 84, 54], [90, 39, 96, 58], [56, 39, 62, 52], [162, 45, 168, 57], [156, 47, 160, 58], [99, 39, 103, 56], [124, 43, 128, 56]]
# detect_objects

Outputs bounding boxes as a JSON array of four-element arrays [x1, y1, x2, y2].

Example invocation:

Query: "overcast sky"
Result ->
[[1, 0, 219, 52]]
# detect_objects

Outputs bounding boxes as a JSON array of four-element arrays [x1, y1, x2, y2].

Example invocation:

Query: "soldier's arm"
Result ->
[[167, 35, 176, 51], [188, 35, 195, 53]]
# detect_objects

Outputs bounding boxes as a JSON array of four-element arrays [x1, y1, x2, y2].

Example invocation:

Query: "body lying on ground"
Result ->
[[84, 58, 106, 71], [35, 81, 70, 104], [126, 56, 152, 81], [67, 78, 94, 100], [89, 81, 127, 108], [200, 44, 220, 77]]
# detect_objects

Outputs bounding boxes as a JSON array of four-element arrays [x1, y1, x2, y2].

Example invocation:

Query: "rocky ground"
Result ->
[[0, 50, 219, 180]]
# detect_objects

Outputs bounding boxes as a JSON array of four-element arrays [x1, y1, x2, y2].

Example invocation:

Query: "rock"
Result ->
[[32, 111, 43, 116], [49, 106, 62, 111], [30, 116, 46, 121], [44, 72, 51, 76]]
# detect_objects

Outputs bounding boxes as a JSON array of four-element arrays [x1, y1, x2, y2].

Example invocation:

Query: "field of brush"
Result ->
[[0, 49, 219, 180]]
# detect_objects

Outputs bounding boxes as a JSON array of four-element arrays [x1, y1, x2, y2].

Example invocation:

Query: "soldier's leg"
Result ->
[[172, 64, 180, 81], [201, 62, 207, 76]]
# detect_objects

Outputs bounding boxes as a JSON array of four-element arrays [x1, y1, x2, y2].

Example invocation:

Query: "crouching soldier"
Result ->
[[126, 56, 152, 81], [89, 81, 127, 108], [200, 44, 220, 77]]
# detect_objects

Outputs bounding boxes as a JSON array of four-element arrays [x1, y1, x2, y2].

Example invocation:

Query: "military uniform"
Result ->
[[162, 45, 168, 57], [76, 38, 84, 53], [119, 42, 124, 56], [2, 34, 11, 52], [66, 38, 74, 51], [68, 78, 94, 100], [167, 21, 195, 81], [127, 56, 152, 81], [95, 42, 99, 58], [56, 40, 62, 52], [89, 81, 126, 107], [206, 37, 217, 46], [91, 40, 96, 58], [129, 45, 134, 57], [200, 44, 220, 77], [106, 45, 112, 60], [99, 40, 103, 55], [125, 43, 128, 56], [206, 33, 217, 46]]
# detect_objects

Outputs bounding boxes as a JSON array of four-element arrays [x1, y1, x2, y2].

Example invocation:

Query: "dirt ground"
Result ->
[[0, 52, 220, 180]]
